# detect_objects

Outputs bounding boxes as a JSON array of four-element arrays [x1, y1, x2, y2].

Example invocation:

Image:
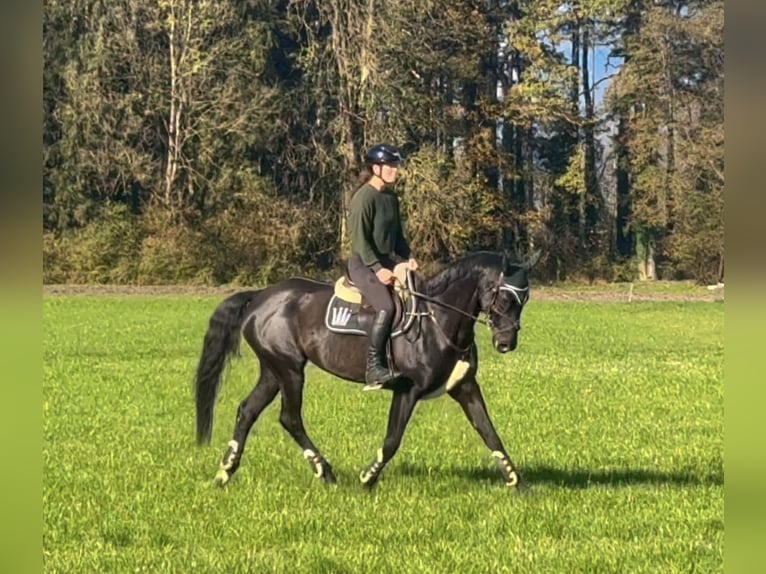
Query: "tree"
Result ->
[[606, 0, 723, 280], [43, 0, 723, 284]]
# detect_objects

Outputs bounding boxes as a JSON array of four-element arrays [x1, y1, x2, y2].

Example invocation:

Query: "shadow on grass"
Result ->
[[395, 462, 723, 489]]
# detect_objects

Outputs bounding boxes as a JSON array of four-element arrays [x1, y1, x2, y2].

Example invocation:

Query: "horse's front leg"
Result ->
[[359, 387, 419, 489], [448, 376, 525, 489]]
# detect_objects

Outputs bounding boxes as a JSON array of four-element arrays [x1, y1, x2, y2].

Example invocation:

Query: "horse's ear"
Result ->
[[523, 249, 542, 270]]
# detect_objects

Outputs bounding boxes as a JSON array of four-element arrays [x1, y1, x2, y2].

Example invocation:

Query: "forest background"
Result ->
[[42, 0, 724, 286]]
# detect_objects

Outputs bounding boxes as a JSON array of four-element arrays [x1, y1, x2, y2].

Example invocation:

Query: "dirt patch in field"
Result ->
[[531, 285, 724, 303], [43, 283, 724, 303], [43, 284, 242, 297]]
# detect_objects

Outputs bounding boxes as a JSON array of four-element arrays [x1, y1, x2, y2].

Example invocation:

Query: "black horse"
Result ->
[[194, 250, 539, 489]]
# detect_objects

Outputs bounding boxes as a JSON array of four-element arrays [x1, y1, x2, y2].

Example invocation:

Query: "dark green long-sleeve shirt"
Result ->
[[348, 183, 411, 272]]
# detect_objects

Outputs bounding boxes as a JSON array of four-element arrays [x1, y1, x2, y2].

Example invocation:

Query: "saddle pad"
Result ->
[[324, 294, 416, 337]]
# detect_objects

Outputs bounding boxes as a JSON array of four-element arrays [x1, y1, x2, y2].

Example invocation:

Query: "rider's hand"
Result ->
[[375, 268, 396, 285], [408, 258, 419, 272]]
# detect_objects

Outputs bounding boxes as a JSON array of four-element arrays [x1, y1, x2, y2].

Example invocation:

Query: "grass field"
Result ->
[[43, 292, 723, 573]]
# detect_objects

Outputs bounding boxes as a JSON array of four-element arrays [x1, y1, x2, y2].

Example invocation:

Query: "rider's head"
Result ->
[[365, 144, 404, 187]]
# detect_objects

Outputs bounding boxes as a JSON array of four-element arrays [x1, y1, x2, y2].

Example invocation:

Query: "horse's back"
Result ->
[[242, 277, 332, 347]]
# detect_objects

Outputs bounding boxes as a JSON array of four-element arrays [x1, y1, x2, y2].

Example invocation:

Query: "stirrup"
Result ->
[[362, 368, 401, 391], [362, 381, 385, 391]]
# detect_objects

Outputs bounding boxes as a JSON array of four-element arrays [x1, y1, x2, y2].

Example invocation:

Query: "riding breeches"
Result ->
[[347, 254, 395, 315]]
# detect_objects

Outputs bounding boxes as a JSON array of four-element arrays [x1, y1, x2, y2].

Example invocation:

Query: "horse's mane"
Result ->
[[419, 251, 504, 296]]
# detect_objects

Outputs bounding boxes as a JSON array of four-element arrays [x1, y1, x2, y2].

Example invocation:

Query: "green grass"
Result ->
[[43, 295, 723, 573]]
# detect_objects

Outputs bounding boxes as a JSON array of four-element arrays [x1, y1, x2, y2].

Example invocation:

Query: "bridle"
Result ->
[[485, 274, 529, 334], [402, 270, 529, 351]]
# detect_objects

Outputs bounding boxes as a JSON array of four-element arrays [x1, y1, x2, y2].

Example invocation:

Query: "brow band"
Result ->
[[499, 283, 529, 304]]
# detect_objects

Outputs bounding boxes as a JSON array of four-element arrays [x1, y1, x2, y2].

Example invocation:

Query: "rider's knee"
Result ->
[[378, 298, 395, 316]]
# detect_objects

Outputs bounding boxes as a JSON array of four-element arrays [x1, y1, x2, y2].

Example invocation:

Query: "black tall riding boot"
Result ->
[[364, 309, 401, 390]]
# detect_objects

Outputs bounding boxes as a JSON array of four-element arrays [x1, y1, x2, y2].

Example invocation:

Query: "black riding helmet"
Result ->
[[365, 144, 404, 167]]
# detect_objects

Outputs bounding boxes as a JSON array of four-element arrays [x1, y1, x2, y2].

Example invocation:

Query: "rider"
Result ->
[[347, 144, 419, 390]]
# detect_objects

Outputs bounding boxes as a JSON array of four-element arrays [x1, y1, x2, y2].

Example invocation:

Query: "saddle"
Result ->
[[325, 262, 416, 336]]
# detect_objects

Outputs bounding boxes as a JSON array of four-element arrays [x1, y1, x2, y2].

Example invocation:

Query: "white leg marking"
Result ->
[[214, 469, 230, 485], [220, 440, 239, 471], [492, 450, 519, 486], [446, 360, 471, 391], [423, 361, 472, 401], [360, 449, 385, 484], [303, 449, 323, 478]]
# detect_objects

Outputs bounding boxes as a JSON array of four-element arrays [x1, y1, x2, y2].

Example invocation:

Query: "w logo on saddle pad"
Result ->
[[325, 299, 368, 335], [330, 306, 353, 327]]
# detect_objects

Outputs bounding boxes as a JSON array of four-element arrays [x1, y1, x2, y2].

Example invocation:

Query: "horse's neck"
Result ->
[[439, 275, 478, 307], [422, 273, 481, 344], [420, 268, 477, 304]]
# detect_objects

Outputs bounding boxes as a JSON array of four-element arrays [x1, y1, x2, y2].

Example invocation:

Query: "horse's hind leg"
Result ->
[[215, 368, 280, 486], [278, 366, 337, 485], [448, 376, 524, 490]]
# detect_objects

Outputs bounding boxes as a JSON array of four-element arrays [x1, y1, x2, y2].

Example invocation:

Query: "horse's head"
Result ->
[[480, 250, 539, 353]]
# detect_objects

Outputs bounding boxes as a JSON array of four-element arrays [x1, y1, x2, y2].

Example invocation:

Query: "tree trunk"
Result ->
[[331, 0, 375, 259], [570, 15, 584, 249], [615, 115, 633, 257], [636, 227, 656, 280], [582, 22, 600, 257], [164, 0, 180, 211], [339, 113, 357, 259]]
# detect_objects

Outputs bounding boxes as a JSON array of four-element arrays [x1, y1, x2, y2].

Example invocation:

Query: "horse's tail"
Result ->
[[194, 290, 260, 445]]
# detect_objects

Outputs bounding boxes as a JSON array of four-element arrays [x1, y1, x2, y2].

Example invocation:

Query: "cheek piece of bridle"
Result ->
[[486, 273, 529, 334]]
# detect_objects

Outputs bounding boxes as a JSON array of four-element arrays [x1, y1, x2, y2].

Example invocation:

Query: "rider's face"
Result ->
[[374, 163, 399, 184]]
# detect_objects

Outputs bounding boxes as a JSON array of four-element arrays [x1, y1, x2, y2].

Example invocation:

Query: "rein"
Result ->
[[406, 288, 491, 326]]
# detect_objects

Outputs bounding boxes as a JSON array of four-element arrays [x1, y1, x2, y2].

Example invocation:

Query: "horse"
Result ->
[[194, 250, 539, 490]]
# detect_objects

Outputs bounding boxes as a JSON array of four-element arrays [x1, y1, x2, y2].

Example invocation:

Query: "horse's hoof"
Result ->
[[304, 450, 337, 485], [321, 466, 338, 485], [508, 478, 530, 494], [359, 471, 379, 490], [359, 450, 384, 489], [214, 469, 230, 487]]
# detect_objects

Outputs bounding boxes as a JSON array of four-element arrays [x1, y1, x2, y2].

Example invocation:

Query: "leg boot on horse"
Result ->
[[364, 309, 401, 391]]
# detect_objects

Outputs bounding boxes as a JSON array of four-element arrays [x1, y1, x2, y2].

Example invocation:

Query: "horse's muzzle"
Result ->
[[493, 336, 517, 353]]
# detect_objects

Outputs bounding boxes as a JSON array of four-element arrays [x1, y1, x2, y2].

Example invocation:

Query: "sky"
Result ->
[[592, 45, 624, 106]]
